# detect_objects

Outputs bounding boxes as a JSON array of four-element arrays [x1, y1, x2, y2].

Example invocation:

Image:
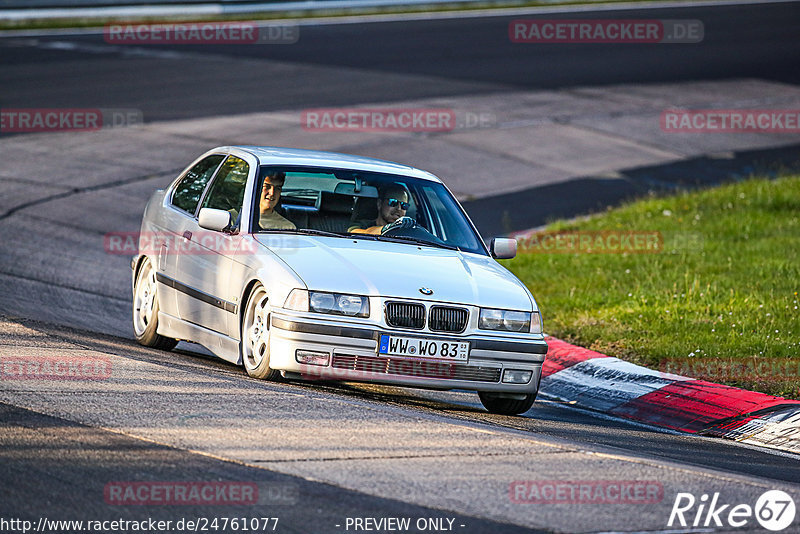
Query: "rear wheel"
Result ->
[[241, 285, 280, 380], [132, 258, 178, 350], [478, 391, 536, 415]]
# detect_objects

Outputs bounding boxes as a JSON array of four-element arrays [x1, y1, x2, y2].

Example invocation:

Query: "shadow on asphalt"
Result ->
[[0, 403, 547, 534], [465, 143, 800, 237], [3, 314, 800, 485]]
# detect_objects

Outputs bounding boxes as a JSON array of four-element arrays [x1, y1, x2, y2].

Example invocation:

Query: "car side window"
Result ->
[[201, 156, 250, 226], [171, 155, 225, 214]]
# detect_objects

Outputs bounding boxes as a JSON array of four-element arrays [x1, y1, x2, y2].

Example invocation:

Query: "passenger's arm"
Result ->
[[348, 225, 383, 235]]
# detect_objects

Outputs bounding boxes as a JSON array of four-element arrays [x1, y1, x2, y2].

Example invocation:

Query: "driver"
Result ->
[[348, 183, 415, 235], [258, 171, 296, 230]]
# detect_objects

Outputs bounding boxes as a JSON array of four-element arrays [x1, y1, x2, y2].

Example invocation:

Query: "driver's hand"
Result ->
[[381, 216, 416, 234]]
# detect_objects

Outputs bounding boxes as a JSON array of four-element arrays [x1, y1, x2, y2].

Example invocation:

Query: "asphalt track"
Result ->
[[2, 2, 800, 120], [1, 2, 800, 532], [2, 318, 800, 533]]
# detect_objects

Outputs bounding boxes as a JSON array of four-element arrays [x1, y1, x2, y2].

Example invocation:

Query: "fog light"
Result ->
[[502, 369, 532, 384], [295, 350, 330, 366]]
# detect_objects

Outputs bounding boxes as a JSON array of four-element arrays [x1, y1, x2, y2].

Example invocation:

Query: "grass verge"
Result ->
[[504, 175, 800, 398]]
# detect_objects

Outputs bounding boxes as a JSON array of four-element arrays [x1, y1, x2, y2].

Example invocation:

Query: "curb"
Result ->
[[540, 337, 800, 455]]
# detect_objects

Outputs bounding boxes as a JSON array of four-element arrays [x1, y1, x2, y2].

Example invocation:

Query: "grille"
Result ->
[[332, 354, 501, 382], [385, 301, 425, 329], [429, 306, 468, 333]]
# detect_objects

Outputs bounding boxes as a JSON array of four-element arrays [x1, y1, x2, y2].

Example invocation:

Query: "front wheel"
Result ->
[[132, 258, 178, 351], [478, 391, 537, 415], [241, 285, 280, 380]]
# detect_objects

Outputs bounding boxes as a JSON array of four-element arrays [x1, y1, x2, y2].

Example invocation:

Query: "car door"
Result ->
[[157, 153, 226, 319], [175, 154, 251, 335]]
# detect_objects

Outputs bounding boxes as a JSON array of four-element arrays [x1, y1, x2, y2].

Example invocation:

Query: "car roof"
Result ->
[[226, 145, 442, 183]]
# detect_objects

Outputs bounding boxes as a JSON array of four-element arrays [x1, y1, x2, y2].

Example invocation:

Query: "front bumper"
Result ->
[[268, 311, 547, 393]]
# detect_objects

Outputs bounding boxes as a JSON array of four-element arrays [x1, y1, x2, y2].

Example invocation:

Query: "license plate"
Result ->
[[378, 334, 469, 362]]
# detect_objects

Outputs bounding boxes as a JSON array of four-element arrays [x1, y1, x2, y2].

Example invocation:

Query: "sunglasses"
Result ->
[[386, 198, 409, 210]]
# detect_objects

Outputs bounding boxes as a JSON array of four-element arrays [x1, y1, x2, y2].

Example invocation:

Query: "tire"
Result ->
[[241, 285, 281, 380], [132, 257, 178, 351], [478, 391, 537, 415]]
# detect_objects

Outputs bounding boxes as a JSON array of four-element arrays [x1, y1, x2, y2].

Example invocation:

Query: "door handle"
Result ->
[[183, 231, 192, 241]]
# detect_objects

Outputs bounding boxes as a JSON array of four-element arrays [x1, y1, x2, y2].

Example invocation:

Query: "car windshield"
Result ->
[[251, 166, 487, 255]]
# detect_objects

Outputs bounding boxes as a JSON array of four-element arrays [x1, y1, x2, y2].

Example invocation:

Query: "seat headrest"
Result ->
[[317, 191, 354, 214]]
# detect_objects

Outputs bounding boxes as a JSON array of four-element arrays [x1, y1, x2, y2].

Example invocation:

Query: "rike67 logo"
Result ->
[[668, 490, 796, 531]]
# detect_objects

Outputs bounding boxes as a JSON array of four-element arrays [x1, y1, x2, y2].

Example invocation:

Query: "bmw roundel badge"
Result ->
[[419, 287, 434, 295]]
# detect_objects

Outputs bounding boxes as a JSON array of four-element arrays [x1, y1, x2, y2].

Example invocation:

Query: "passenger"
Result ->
[[348, 183, 415, 235], [258, 171, 296, 230]]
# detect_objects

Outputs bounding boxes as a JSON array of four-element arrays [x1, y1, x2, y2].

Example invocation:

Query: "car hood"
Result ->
[[253, 234, 534, 310]]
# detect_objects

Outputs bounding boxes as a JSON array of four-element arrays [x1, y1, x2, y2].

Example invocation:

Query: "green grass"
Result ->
[[504, 175, 800, 398]]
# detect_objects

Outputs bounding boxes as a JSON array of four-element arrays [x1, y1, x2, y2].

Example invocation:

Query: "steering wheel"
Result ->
[[381, 217, 418, 236], [381, 221, 449, 248]]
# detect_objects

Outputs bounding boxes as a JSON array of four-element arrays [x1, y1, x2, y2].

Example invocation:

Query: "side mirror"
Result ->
[[198, 208, 231, 232], [490, 237, 517, 259]]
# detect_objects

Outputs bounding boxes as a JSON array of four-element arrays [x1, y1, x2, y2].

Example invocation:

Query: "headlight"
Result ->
[[479, 308, 504, 330], [336, 294, 365, 316], [479, 308, 531, 332], [310, 292, 335, 313], [285, 289, 369, 317], [310, 291, 369, 317]]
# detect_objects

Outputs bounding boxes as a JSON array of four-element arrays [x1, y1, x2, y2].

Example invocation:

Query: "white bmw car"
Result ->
[[132, 146, 547, 415]]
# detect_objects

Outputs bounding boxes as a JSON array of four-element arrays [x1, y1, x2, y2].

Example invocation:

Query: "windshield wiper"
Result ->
[[258, 229, 460, 250], [259, 228, 346, 239], [346, 233, 381, 241], [377, 235, 459, 251]]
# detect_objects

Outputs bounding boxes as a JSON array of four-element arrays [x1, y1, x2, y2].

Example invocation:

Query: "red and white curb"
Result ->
[[540, 337, 800, 454]]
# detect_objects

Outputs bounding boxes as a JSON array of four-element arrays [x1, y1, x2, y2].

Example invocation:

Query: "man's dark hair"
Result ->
[[378, 182, 408, 200], [262, 170, 286, 185]]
